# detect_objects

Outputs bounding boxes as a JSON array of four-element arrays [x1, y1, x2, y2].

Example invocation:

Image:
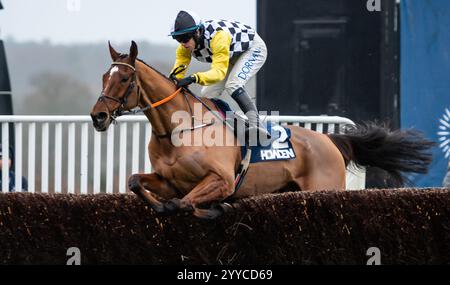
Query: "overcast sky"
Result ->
[[0, 0, 256, 45]]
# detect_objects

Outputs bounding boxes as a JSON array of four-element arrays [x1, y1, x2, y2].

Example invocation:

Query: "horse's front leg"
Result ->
[[169, 172, 235, 219], [128, 173, 179, 213]]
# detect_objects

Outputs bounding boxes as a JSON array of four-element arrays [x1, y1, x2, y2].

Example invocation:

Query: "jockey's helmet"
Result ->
[[169, 10, 202, 43]]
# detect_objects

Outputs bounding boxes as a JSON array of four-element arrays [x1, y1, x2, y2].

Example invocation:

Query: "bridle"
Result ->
[[97, 62, 184, 125], [97, 62, 143, 123]]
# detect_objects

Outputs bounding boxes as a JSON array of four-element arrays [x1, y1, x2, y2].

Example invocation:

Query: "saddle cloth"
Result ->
[[211, 98, 297, 164]]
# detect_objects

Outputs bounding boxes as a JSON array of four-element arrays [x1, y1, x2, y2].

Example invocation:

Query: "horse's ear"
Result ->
[[129, 41, 138, 63], [108, 41, 120, 61]]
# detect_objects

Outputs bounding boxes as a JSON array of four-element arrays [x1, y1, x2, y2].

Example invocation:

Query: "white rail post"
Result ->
[[67, 122, 76, 194], [144, 123, 152, 173], [316, 123, 324, 133], [15, 123, 23, 192], [80, 123, 89, 194], [106, 125, 115, 193], [28, 123, 36, 193], [41, 123, 49, 193], [54, 123, 62, 193], [93, 131, 102, 194], [328, 123, 335, 134], [2, 123, 9, 193], [119, 123, 128, 194], [132, 122, 140, 175]]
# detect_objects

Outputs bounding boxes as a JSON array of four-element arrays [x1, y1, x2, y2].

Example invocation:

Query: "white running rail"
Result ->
[[0, 115, 365, 193]]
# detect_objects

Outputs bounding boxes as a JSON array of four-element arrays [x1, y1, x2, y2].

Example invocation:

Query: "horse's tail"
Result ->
[[328, 122, 435, 186]]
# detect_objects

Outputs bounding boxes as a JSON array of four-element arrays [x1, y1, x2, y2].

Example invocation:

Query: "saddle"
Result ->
[[210, 98, 271, 147]]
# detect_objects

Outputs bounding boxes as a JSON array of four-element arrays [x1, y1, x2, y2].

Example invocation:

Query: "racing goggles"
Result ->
[[173, 32, 194, 44]]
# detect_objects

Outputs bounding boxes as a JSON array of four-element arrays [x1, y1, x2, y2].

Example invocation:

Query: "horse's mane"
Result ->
[[116, 53, 174, 85], [137, 58, 173, 82]]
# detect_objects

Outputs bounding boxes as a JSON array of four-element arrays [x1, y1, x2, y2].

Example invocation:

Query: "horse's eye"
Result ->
[[121, 77, 129, 83]]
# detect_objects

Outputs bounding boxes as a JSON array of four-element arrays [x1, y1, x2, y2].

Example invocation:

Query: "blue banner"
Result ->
[[401, 0, 450, 186]]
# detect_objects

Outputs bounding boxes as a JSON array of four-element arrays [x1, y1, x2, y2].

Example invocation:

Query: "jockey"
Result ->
[[169, 10, 271, 140]]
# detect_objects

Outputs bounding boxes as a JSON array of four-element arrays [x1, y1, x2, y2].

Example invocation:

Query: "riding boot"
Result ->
[[231, 87, 271, 144]]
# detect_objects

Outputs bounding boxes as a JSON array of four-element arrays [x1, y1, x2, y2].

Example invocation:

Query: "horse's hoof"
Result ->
[[164, 198, 181, 214], [149, 203, 166, 214], [217, 202, 234, 213], [127, 175, 140, 192]]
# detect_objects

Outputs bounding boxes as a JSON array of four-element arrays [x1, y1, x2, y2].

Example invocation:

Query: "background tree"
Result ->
[[20, 72, 93, 115]]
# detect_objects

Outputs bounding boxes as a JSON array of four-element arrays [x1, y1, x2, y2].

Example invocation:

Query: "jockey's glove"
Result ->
[[177, 74, 197, 88]]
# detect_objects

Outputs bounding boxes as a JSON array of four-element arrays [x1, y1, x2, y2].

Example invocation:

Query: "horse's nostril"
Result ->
[[97, 112, 108, 123]]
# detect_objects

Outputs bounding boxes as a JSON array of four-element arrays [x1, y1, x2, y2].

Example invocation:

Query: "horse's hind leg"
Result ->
[[128, 173, 179, 213]]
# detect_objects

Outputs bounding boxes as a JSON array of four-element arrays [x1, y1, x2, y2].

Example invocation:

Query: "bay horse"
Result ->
[[90, 41, 434, 219]]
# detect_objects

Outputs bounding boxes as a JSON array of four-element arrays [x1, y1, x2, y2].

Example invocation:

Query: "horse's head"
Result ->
[[90, 41, 140, 131]]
